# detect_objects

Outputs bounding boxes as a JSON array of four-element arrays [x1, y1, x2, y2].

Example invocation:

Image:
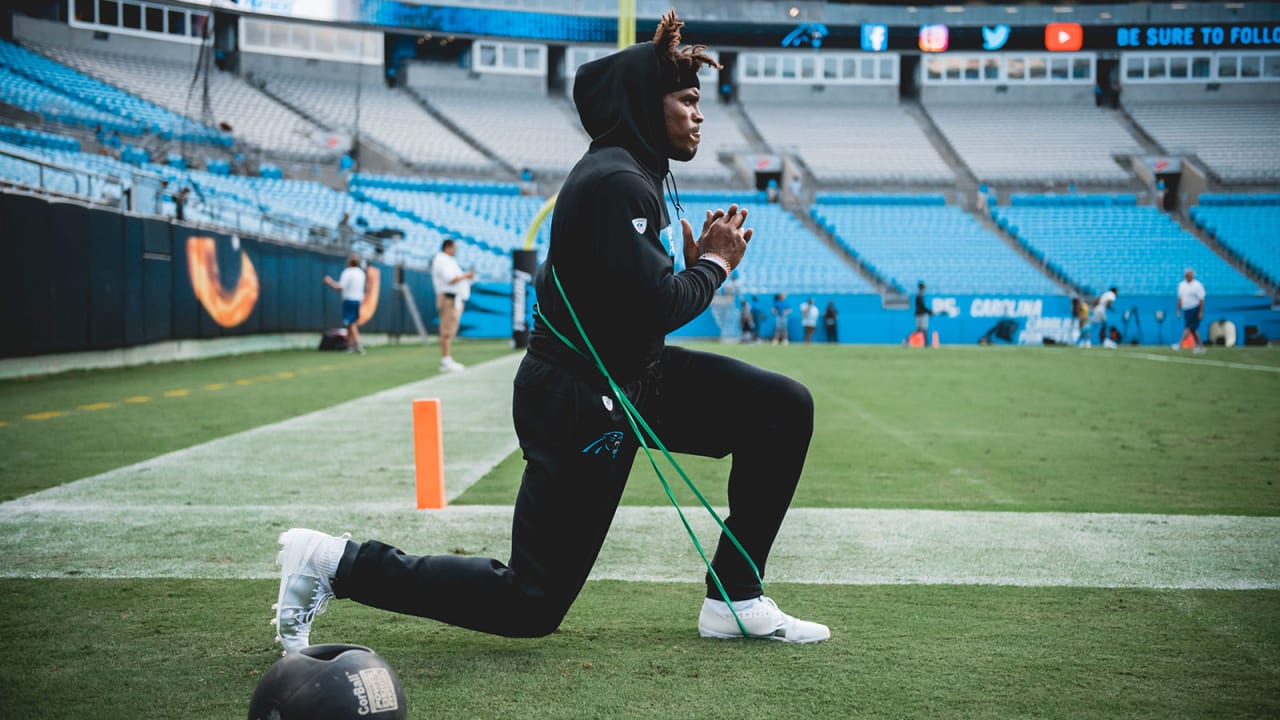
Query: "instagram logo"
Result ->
[[918, 24, 949, 52]]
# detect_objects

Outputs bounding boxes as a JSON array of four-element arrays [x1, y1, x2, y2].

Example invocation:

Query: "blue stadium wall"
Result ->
[[0, 193, 435, 359], [665, 294, 1280, 346], [501, 288, 1278, 347]]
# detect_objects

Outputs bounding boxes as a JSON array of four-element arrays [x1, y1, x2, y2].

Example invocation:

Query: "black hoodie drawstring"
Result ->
[[664, 170, 684, 224]]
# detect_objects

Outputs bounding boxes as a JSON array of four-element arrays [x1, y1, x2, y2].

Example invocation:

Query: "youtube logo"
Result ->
[[1045, 22, 1083, 51]]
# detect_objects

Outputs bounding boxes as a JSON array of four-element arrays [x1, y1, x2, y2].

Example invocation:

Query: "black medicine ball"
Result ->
[[249, 644, 407, 720]]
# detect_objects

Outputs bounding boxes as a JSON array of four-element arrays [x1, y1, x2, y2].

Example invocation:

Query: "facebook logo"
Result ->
[[861, 24, 888, 52]]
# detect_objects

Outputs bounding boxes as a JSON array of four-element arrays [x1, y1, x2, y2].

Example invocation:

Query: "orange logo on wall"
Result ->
[[358, 265, 381, 326], [186, 236, 259, 328]]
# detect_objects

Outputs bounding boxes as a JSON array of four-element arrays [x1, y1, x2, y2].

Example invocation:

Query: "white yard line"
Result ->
[[1116, 351, 1280, 373], [3, 500, 1277, 589], [2, 350, 1278, 589]]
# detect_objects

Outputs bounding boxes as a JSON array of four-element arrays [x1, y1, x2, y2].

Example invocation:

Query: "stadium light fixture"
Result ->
[[789, 6, 800, 18], [944, 5, 965, 12], [1170, 2, 1187, 8], [1005, 7, 1019, 14], [1053, 6, 1074, 12]]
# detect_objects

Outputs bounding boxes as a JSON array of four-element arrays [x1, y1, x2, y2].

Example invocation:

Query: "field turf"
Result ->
[[1, 340, 1277, 719]]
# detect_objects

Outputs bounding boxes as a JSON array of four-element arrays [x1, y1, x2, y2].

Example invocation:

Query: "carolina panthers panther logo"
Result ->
[[582, 431, 625, 459]]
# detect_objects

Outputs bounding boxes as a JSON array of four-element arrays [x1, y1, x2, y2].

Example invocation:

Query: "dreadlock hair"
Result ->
[[653, 9, 721, 93]]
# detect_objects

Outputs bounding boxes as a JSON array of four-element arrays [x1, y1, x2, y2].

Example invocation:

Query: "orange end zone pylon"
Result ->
[[413, 398, 446, 509]]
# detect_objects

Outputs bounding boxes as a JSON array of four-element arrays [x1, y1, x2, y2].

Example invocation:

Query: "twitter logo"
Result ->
[[982, 25, 1010, 50]]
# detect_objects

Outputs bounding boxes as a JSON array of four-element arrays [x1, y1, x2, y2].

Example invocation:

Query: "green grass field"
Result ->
[[2, 341, 1278, 719]]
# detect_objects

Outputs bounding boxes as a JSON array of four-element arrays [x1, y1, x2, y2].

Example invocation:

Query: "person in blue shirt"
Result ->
[[772, 293, 791, 345]]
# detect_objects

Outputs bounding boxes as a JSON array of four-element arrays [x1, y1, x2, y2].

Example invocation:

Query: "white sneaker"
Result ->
[[698, 596, 830, 643], [440, 356, 466, 372], [1171, 344, 1181, 351], [271, 528, 349, 655]]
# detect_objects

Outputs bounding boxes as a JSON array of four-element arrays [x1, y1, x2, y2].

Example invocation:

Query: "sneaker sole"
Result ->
[[698, 624, 831, 643]]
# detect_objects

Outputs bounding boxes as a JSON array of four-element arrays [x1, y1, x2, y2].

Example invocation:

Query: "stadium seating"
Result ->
[[351, 173, 548, 267], [29, 42, 327, 157], [926, 103, 1142, 184], [813, 194, 1061, 295], [1127, 103, 1280, 183], [1190, 194, 1280, 287], [416, 87, 589, 175], [993, 195, 1260, 296], [746, 102, 954, 184], [0, 65, 142, 136], [672, 190, 875, 295], [0, 125, 79, 153], [1, 39, 227, 145], [0, 140, 87, 198], [4, 23, 1276, 310], [256, 73, 495, 172]]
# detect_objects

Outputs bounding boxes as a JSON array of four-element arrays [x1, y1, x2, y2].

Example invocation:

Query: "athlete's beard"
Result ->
[[668, 144, 697, 162]]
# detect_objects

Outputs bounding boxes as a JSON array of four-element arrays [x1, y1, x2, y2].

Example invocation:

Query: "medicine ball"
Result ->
[[248, 644, 407, 720]]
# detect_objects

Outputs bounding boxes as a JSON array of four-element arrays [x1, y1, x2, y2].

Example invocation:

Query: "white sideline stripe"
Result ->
[[1, 502, 1277, 589], [1117, 351, 1280, 372], [0, 352, 524, 508]]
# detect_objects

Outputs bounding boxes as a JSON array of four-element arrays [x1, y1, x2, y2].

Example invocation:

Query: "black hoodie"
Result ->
[[529, 41, 726, 384]]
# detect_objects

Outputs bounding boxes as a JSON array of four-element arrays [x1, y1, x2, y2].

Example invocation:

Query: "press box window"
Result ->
[[98, 0, 117, 26], [1240, 55, 1261, 78], [121, 2, 140, 30], [167, 9, 183, 36]]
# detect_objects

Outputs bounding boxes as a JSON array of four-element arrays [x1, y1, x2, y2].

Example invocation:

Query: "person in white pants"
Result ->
[[1174, 268, 1207, 354]]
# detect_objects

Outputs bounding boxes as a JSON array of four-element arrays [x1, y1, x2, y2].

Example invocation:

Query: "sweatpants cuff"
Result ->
[[332, 539, 361, 599]]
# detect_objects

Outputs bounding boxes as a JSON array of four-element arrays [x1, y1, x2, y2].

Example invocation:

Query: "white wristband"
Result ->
[[699, 251, 732, 277]]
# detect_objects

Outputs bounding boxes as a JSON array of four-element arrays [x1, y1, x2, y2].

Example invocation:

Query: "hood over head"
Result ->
[[572, 10, 719, 176]]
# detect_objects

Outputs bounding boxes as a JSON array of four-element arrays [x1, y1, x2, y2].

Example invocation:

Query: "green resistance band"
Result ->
[[535, 264, 763, 639]]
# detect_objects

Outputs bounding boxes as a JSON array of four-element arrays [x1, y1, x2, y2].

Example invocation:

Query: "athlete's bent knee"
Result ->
[[507, 600, 570, 638]]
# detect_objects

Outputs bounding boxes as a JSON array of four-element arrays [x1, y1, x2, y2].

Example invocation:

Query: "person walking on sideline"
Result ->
[[739, 295, 756, 343], [1073, 296, 1092, 347], [323, 255, 366, 354], [1174, 268, 1206, 354], [269, 9, 828, 655], [913, 281, 933, 345], [1093, 286, 1118, 348], [771, 293, 791, 345], [800, 297, 819, 344], [430, 238, 476, 372], [823, 301, 838, 343]]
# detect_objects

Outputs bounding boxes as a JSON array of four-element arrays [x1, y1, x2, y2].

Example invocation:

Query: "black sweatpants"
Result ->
[[332, 345, 814, 638]]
